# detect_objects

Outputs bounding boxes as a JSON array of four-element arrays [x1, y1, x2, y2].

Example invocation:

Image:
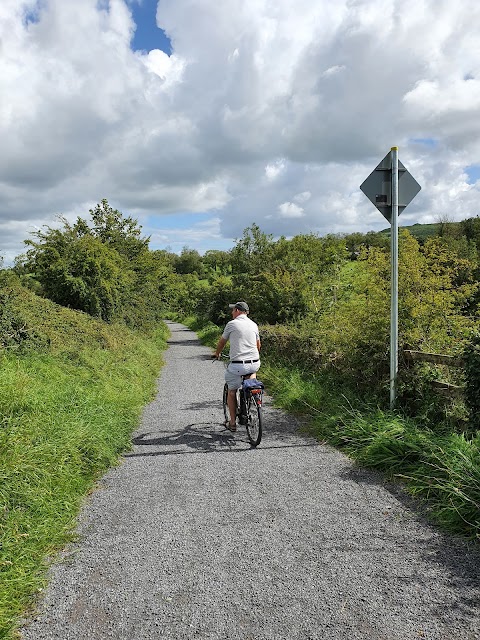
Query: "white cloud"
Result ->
[[322, 65, 346, 77], [278, 202, 304, 218], [228, 48, 240, 62], [265, 159, 286, 181], [293, 191, 311, 204], [1, 0, 480, 263], [142, 49, 185, 86], [149, 216, 230, 254]]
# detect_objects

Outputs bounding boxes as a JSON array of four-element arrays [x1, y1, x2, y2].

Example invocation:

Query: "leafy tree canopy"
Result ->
[[17, 201, 154, 323], [88, 199, 150, 260], [174, 247, 206, 277]]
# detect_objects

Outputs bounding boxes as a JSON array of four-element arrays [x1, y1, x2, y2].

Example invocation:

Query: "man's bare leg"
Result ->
[[227, 389, 237, 428]]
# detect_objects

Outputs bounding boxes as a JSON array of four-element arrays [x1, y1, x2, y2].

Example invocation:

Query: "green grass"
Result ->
[[0, 283, 169, 639]]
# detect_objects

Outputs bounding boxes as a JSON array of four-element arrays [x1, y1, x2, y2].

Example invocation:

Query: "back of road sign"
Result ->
[[360, 151, 421, 223]]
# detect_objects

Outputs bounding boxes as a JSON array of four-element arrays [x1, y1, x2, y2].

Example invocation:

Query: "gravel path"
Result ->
[[22, 321, 480, 640]]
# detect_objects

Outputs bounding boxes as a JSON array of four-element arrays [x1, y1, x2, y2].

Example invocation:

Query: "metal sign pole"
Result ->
[[360, 147, 420, 408], [390, 146, 399, 408]]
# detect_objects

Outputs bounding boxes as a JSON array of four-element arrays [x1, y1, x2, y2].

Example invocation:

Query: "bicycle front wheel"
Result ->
[[223, 383, 229, 423], [246, 394, 262, 447]]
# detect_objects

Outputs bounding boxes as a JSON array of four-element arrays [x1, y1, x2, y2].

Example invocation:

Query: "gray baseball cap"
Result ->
[[229, 301, 249, 312]]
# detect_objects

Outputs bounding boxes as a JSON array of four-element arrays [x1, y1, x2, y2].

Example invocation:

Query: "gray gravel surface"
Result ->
[[22, 321, 480, 640]]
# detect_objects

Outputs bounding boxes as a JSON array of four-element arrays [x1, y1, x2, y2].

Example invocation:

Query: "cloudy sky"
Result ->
[[1, 0, 480, 263]]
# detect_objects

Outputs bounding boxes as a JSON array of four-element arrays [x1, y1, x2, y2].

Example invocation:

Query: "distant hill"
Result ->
[[380, 222, 445, 241]]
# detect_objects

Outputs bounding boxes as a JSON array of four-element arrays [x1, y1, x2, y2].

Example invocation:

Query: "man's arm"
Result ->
[[213, 336, 227, 359], [257, 339, 261, 352]]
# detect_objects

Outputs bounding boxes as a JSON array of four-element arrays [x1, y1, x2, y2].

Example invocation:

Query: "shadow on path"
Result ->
[[130, 424, 237, 454], [126, 419, 320, 457], [166, 338, 200, 347]]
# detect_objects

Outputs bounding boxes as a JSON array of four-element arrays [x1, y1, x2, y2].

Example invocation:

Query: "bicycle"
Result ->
[[218, 354, 264, 447]]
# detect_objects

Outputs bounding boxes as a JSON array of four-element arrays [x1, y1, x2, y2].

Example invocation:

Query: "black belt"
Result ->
[[231, 359, 259, 364]]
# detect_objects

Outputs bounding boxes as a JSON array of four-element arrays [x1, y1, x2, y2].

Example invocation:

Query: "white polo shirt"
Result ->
[[222, 314, 260, 361]]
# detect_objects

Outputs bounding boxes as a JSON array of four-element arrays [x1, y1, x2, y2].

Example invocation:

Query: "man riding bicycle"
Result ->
[[213, 301, 261, 432]]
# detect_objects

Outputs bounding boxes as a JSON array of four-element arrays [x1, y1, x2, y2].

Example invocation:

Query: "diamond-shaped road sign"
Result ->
[[360, 151, 421, 223]]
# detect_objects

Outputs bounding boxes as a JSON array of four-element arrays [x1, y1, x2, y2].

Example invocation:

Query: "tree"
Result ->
[[89, 199, 150, 260], [230, 224, 274, 275], [21, 222, 130, 320], [343, 231, 389, 259], [461, 216, 480, 248], [203, 250, 232, 277], [436, 213, 461, 240], [174, 247, 206, 277], [17, 202, 152, 322]]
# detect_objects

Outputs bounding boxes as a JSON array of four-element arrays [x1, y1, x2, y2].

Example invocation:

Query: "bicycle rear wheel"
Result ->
[[222, 383, 229, 423], [245, 394, 262, 447]]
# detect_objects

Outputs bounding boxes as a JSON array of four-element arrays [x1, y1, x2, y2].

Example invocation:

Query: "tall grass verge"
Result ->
[[0, 299, 168, 638]]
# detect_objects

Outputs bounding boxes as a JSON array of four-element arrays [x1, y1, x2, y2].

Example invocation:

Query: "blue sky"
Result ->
[[466, 165, 480, 185], [130, 0, 172, 55]]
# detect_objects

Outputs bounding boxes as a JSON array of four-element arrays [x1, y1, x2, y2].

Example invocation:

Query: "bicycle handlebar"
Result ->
[[211, 352, 229, 361]]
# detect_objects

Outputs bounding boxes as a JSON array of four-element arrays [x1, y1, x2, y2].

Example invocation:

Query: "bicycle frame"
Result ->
[[217, 353, 263, 447]]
